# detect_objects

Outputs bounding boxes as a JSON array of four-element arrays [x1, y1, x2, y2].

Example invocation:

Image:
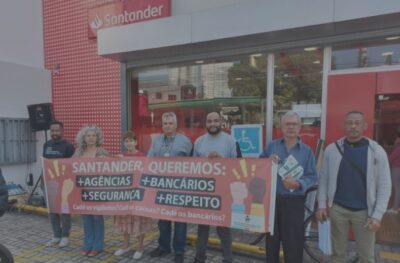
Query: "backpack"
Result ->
[[0, 168, 9, 217]]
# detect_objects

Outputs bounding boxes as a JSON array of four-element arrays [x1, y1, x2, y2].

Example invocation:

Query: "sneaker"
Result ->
[[59, 237, 69, 247], [81, 250, 90, 256], [132, 250, 143, 260], [114, 248, 130, 256], [45, 237, 61, 246], [193, 254, 206, 263], [150, 247, 170, 257], [174, 253, 184, 263], [87, 250, 101, 257]]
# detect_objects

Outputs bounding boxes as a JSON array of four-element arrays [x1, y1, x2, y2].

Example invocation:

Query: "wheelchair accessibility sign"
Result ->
[[231, 125, 263, 157]]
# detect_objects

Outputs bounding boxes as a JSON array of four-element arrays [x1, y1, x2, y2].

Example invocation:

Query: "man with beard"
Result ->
[[148, 112, 192, 263], [43, 121, 75, 248], [192, 111, 237, 263]]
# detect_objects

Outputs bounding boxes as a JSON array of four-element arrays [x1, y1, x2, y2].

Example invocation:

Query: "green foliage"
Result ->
[[227, 58, 267, 97]]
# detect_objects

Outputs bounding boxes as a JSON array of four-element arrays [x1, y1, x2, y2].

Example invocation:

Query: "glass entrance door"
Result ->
[[374, 94, 400, 148], [374, 93, 400, 244]]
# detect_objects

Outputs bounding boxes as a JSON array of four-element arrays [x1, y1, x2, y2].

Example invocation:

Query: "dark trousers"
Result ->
[[266, 195, 305, 263], [195, 225, 232, 263], [49, 213, 71, 238], [158, 219, 187, 254]]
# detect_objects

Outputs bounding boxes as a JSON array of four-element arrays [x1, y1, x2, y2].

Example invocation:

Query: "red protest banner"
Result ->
[[43, 157, 276, 233]]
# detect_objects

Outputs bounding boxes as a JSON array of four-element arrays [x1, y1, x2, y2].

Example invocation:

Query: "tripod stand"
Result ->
[[27, 173, 44, 205], [27, 130, 47, 207]]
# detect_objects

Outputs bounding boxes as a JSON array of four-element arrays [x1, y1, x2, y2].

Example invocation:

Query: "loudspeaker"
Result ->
[[27, 103, 54, 131]]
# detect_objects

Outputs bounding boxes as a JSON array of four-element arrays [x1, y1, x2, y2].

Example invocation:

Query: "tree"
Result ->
[[227, 57, 267, 97]]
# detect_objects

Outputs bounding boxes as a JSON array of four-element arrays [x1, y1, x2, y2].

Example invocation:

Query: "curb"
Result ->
[[15, 204, 48, 215]]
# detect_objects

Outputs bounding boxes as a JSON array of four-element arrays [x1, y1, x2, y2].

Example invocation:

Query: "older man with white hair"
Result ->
[[260, 111, 317, 263], [147, 112, 192, 263]]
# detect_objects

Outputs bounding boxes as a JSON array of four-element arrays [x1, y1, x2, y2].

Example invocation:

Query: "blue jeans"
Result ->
[[82, 215, 104, 251], [158, 220, 187, 254], [49, 213, 71, 238]]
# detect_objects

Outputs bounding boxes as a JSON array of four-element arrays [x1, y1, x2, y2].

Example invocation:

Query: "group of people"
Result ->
[[43, 122, 149, 258], [41, 111, 237, 262], [42, 110, 392, 263]]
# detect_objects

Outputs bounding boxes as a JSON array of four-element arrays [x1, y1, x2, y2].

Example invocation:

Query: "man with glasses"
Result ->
[[147, 112, 192, 263], [317, 111, 391, 263], [260, 111, 317, 263]]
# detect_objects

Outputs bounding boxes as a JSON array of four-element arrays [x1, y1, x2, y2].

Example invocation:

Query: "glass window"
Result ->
[[0, 118, 36, 164], [374, 94, 400, 149], [273, 48, 323, 151], [128, 55, 268, 153], [332, 36, 400, 70]]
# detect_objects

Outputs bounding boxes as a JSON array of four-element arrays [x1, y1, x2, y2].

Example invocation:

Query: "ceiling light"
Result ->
[[385, 36, 400, 41], [381, 52, 394, 56], [378, 95, 390, 101], [251, 53, 263, 57], [304, 47, 318, 52], [235, 77, 243, 80], [313, 60, 320, 64], [195, 60, 204, 64]]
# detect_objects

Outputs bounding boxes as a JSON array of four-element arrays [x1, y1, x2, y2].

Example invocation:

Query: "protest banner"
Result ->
[[43, 156, 277, 233]]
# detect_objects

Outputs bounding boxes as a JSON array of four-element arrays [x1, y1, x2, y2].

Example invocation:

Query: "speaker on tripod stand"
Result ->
[[27, 103, 54, 132], [26, 103, 55, 206]]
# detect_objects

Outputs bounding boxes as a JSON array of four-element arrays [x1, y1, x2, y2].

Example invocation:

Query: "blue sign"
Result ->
[[231, 125, 263, 157]]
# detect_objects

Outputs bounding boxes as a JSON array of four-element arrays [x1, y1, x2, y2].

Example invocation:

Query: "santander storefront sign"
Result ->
[[88, 0, 171, 39]]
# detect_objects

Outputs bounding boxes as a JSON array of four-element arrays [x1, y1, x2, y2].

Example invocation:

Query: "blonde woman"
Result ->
[[74, 125, 108, 257]]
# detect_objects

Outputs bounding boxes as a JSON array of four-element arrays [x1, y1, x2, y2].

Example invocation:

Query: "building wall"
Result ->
[[0, 0, 44, 68], [0, 62, 51, 118], [171, 0, 400, 20], [171, 0, 247, 15], [0, 0, 51, 187], [0, 61, 51, 186], [98, 0, 400, 56], [43, 0, 121, 153], [43, 0, 248, 155]]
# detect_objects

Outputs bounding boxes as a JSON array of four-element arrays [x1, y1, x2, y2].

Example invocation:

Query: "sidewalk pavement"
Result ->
[[0, 208, 399, 263], [0, 210, 264, 263]]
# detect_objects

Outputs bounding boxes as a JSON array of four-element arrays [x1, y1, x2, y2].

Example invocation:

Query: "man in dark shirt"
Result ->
[[317, 111, 391, 263], [43, 121, 74, 248]]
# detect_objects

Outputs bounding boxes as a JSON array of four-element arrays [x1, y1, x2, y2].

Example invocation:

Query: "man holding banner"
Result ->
[[260, 111, 317, 263], [43, 121, 75, 248], [192, 112, 237, 263], [42, 113, 277, 262], [147, 112, 192, 263]]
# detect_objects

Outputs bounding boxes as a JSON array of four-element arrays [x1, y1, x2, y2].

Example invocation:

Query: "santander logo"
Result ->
[[90, 14, 104, 30], [88, 0, 171, 39]]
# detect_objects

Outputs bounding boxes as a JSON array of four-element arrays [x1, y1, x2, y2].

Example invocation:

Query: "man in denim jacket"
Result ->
[[260, 111, 317, 263]]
